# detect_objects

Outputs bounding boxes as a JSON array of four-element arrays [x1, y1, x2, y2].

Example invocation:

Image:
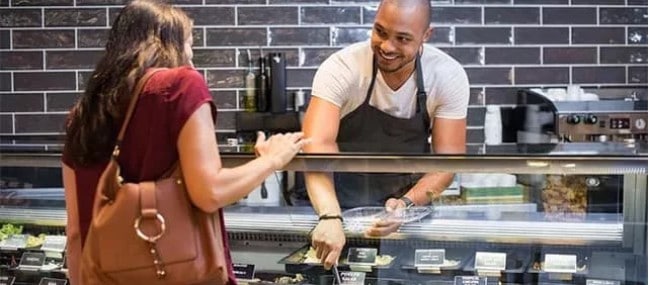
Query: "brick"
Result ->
[[182, 7, 234, 26], [515, 67, 569, 84], [238, 7, 297, 25], [0, 9, 41, 27], [469, 87, 484, 105], [601, 47, 647, 64], [271, 0, 328, 3], [485, 7, 540, 24], [205, 0, 264, 3], [15, 113, 67, 133], [465, 67, 512, 85], [456, 27, 512, 45], [46, 92, 79, 112], [572, 0, 624, 4], [427, 27, 453, 45], [0, 93, 43, 112], [206, 69, 245, 89], [543, 7, 596, 25], [76, 0, 125, 5], [287, 68, 316, 88], [432, 7, 482, 24], [0, 72, 10, 91], [13, 30, 75, 49], [628, 27, 648, 44], [572, 27, 625, 44], [192, 28, 204, 47], [629, 66, 648, 84], [0, 114, 11, 133], [515, 27, 568, 44], [628, 0, 648, 4], [78, 28, 109, 48], [270, 27, 329, 46], [302, 7, 361, 24], [467, 107, 485, 127], [573, 66, 625, 84], [456, 0, 510, 3], [14, 72, 76, 91], [192, 49, 236, 68], [46, 50, 103, 69], [332, 27, 370, 46], [514, 0, 567, 3], [45, 8, 106, 27], [206, 28, 267, 46], [0, 30, 8, 49], [485, 87, 519, 105], [215, 111, 235, 130], [78, 71, 92, 90], [543, 47, 597, 64], [11, 0, 72, 5], [439, 47, 482, 65], [0, 51, 43, 70], [467, 129, 484, 144], [600, 7, 648, 25], [211, 90, 237, 110], [485, 47, 540, 65], [302, 48, 340, 67]]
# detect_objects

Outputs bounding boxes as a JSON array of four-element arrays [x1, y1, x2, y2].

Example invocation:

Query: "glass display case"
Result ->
[[0, 142, 646, 285]]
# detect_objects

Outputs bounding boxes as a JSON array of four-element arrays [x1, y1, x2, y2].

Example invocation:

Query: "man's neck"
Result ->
[[380, 60, 416, 91]]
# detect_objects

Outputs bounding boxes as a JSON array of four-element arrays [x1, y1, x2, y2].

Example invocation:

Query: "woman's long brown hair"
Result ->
[[64, 0, 192, 166]]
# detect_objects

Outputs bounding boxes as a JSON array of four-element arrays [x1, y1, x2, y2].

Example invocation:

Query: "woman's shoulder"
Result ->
[[150, 66, 205, 86]]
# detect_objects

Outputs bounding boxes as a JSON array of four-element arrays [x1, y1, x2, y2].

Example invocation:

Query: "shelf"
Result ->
[[0, 206, 624, 246]]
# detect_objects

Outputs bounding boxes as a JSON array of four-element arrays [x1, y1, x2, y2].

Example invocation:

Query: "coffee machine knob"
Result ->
[[598, 135, 608, 142], [567, 114, 581, 125], [584, 114, 598, 125]]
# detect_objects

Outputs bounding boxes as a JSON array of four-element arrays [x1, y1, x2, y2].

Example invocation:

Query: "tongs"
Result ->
[[331, 264, 343, 285]]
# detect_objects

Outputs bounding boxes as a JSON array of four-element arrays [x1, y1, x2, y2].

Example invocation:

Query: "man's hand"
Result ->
[[365, 198, 405, 236], [310, 219, 345, 270]]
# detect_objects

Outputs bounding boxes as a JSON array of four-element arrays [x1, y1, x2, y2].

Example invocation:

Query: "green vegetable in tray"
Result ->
[[0, 223, 24, 241]]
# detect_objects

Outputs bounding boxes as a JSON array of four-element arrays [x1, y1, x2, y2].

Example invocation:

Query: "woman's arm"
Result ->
[[62, 163, 81, 285], [177, 103, 307, 213]]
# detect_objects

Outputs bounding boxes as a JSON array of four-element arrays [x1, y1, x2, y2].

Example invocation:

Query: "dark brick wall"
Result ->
[[0, 0, 647, 147]]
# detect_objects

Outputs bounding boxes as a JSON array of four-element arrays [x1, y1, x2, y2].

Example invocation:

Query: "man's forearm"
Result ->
[[404, 171, 455, 205], [304, 172, 342, 216]]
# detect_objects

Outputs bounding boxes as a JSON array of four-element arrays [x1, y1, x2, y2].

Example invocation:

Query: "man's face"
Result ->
[[371, 3, 432, 74]]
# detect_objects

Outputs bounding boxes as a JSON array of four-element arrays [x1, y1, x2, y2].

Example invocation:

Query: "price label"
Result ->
[[414, 249, 445, 267], [346, 248, 377, 265], [474, 251, 506, 271], [587, 279, 621, 285], [340, 271, 365, 285], [454, 276, 488, 285], [232, 263, 255, 280], [1, 234, 27, 250], [19, 252, 46, 268], [0, 276, 15, 285], [38, 278, 67, 285], [544, 254, 577, 273], [41, 236, 67, 253]]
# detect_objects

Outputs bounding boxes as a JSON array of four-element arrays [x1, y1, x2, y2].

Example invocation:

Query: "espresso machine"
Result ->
[[504, 89, 648, 214]]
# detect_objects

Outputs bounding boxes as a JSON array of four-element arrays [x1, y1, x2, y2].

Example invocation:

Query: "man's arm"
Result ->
[[403, 117, 467, 205], [301, 96, 346, 270]]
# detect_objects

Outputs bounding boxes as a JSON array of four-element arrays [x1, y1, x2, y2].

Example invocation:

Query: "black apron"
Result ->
[[334, 54, 430, 208]]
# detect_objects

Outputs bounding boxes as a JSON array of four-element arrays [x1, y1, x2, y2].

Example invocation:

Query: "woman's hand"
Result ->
[[254, 131, 309, 169]]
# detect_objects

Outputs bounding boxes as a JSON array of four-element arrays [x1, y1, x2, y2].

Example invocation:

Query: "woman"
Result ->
[[62, 1, 307, 284]]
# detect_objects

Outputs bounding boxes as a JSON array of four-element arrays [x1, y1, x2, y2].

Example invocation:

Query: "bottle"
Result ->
[[294, 89, 305, 112], [268, 52, 287, 114], [256, 50, 269, 112], [484, 105, 502, 145], [244, 49, 256, 112]]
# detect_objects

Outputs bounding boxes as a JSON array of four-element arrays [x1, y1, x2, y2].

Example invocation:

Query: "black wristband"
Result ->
[[399, 196, 415, 208], [319, 214, 343, 222]]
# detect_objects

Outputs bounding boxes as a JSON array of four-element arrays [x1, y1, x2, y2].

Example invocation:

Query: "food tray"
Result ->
[[279, 244, 397, 274], [342, 207, 433, 232]]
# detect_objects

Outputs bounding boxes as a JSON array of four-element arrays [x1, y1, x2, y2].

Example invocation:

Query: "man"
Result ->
[[301, 0, 470, 269]]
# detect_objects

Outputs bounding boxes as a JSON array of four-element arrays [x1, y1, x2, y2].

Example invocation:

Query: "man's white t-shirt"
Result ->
[[311, 40, 470, 122]]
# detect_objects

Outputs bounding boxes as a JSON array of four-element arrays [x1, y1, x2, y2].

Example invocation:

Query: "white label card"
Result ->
[[340, 271, 365, 285], [474, 251, 506, 271], [544, 254, 577, 273], [414, 249, 445, 267]]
